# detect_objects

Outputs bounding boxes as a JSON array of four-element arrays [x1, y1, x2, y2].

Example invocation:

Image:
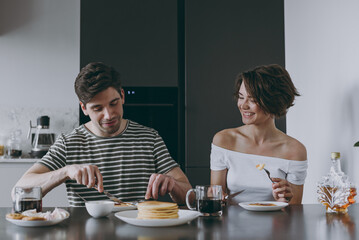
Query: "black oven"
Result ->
[[79, 87, 182, 169]]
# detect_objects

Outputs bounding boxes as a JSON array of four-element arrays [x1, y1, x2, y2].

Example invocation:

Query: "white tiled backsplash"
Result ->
[[0, 106, 78, 158]]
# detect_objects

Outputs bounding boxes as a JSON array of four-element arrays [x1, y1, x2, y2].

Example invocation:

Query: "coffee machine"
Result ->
[[27, 116, 55, 158]]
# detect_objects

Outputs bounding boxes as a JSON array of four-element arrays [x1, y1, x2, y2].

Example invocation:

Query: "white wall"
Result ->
[[285, 0, 359, 203], [2, 0, 359, 206], [0, 0, 80, 207], [0, 0, 80, 155]]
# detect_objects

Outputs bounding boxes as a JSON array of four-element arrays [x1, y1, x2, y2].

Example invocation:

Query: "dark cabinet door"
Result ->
[[80, 0, 286, 187], [185, 0, 285, 185], [81, 0, 178, 87]]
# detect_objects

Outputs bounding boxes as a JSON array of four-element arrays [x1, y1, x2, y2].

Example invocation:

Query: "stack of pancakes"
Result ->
[[137, 201, 179, 219]]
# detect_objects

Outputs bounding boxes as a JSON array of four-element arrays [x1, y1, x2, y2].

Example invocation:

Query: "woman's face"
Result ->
[[237, 83, 272, 125]]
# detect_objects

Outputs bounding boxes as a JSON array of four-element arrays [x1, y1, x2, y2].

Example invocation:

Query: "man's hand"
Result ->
[[145, 173, 176, 200], [66, 164, 104, 192], [272, 177, 293, 203]]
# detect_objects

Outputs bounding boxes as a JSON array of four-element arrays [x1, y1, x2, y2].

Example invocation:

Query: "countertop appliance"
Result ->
[[27, 116, 55, 158]]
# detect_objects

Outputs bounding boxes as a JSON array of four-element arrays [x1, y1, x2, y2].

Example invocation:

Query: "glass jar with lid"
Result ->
[[6, 131, 22, 158]]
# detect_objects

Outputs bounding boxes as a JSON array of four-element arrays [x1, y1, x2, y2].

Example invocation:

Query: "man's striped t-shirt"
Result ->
[[37, 120, 179, 206]]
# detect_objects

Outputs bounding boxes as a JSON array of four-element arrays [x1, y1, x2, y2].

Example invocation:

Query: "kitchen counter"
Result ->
[[1, 204, 358, 240], [0, 160, 68, 208], [0, 158, 37, 163]]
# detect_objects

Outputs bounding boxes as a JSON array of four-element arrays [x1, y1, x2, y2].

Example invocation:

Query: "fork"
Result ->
[[263, 168, 275, 183]]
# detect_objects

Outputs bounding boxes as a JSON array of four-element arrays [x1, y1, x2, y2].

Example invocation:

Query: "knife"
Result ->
[[225, 189, 245, 200], [102, 189, 124, 204], [94, 184, 127, 205]]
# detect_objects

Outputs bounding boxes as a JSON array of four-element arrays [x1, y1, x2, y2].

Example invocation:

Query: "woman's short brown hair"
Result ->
[[74, 62, 122, 106], [234, 64, 300, 118]]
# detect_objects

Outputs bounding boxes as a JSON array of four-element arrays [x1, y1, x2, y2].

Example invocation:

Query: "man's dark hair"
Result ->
[[234, 64, 300, 118], [74, 62, 122, 105]]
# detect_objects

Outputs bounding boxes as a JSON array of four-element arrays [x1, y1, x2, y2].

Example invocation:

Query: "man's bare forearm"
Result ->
[[13, 164, 69, 198]]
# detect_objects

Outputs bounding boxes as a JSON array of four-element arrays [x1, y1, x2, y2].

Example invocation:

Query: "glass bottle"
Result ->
[[317, 152, 356, 213], [0, 134, 5, 159], [6, 132, 22, 158]]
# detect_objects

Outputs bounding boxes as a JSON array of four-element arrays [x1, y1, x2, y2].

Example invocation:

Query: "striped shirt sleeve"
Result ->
[[153, 133, 179, 174], [37, 134, 67, 171]]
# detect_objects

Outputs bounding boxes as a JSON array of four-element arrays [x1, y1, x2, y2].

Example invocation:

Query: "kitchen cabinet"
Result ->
[[80, 0, 178, 87], [80, 0, 286, 187], [185, 0, 285, 185], [80, 0, 186, 169], [0, 160, 68, 207]]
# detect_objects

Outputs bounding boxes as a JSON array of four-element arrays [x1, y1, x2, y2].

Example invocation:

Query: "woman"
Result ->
[[211, 64, 308, 204]]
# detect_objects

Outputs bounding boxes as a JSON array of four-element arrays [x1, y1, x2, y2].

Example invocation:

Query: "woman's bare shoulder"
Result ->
[[283, 135, 307, 161], [213, 127, 246, 149], [213, 129, 234, 146]]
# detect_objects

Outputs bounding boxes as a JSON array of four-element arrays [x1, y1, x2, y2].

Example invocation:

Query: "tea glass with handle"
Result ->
[[186, 185, 222, 216], [13, 186, 42, 213]]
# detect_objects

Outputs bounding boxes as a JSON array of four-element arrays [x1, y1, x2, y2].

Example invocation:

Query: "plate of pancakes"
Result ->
[[115, 201, 201, 227]]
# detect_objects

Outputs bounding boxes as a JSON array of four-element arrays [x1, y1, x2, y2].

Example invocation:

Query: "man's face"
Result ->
[[81, 87, 125, 137]]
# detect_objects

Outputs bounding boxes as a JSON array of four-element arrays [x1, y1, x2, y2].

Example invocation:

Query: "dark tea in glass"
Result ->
[[13, 198, 42, 213], [13, 187, 42, 213], [198, 198, 222, 214]]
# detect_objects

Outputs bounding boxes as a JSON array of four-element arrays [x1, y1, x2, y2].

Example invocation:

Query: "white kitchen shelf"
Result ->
[[0, 158, 38, 163]]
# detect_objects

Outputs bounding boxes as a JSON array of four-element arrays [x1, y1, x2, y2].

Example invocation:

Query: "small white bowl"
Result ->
[[85, 200, 114, 218]]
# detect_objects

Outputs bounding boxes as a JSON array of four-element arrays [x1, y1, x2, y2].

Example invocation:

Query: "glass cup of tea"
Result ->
[[13, 186, 42, 213], [185, 185, 222, 216]]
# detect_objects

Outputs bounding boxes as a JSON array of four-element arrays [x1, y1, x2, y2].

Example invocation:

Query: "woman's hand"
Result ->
[[271, 178, 293, 203]]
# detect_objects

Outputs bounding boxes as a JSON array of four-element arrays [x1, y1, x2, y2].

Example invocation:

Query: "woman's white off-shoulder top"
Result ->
[[210, 144, 308, 203]]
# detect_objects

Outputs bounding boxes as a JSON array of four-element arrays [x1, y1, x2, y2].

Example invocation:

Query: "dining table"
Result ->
[[0, 203, 358, 240]]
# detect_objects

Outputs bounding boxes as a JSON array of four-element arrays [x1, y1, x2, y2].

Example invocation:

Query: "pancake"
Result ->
[[256, 163, 265, 170], [22, 216, 46, 221], [137, 201, 179, 219], [6, 213, 24, 220], [249, 203, 276, 206], [6, 213, 46, 221]]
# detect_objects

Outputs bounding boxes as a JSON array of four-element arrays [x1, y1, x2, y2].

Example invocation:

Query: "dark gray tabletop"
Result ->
[[1, 204, 358, 240]]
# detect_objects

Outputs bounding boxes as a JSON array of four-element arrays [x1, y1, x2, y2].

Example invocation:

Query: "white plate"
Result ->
[[113, 204, 137, 212], [115, 210, 201, 227], [6, 212, 70, 227], [238, 201, 288, 211]]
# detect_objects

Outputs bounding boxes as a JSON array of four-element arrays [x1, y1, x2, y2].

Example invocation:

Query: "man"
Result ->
[[13, 62, 192, 206]]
